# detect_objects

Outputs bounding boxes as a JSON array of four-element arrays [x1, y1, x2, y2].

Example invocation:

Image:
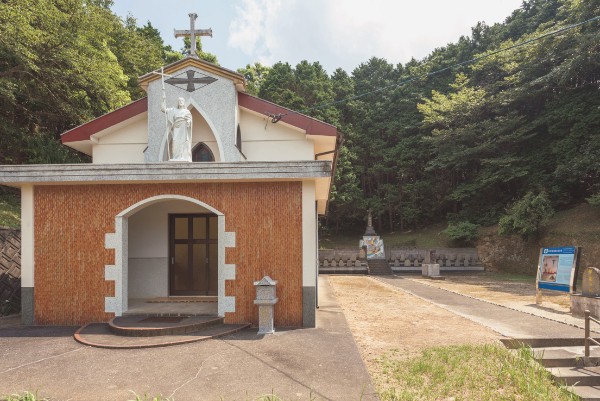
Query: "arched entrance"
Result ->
[[104, 195, 236, 317]]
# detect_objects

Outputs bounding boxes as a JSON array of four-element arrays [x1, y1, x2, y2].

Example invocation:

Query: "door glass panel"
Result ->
[[174, 217, 188, 240], [193, 217, 207, 240], [208, 244, 218, 295], [209, 217, 218, 240], [192, 244, 208, 293], [173, 244, 189, 292]]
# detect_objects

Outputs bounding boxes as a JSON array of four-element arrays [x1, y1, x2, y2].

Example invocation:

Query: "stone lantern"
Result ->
[[254, 276, 278, 335]]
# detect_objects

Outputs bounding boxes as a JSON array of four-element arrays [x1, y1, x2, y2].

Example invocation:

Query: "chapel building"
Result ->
[[0, 35, 338, 328]]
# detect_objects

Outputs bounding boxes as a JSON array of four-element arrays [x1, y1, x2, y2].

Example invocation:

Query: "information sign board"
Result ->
[[536, 246, 579, 293]]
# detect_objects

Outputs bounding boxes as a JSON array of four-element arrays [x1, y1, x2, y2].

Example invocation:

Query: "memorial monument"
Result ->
[[359, 210, 385, 259]]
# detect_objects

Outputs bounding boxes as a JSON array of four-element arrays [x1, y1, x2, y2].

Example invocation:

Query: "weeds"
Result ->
[[0, 391, 46, 401], [377, 344, 580, 401]]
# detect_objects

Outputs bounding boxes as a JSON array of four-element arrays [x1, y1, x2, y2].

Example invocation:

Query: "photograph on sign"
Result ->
[[541, 255, 559, 282]]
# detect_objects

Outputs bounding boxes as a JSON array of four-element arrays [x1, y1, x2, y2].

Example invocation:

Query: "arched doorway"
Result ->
[[104, 195, 237, 317]]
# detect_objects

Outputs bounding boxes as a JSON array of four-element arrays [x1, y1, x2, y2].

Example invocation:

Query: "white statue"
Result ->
[[161, 95, 192, 162]]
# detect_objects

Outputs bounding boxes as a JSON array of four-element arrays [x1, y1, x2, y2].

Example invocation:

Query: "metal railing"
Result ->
[[584, 310, 600, 365]]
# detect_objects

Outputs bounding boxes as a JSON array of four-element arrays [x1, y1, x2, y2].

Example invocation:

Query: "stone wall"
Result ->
[[319, 249, 366, 273], [319, 247, 481, 273], [0, 228, 21, 316], [389, 248, 481, 268]]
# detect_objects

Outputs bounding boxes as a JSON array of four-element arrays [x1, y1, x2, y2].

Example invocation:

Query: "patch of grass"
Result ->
[[545, 203, 600, 237], [377, 344, 579, 401], [0, 391, 46, 401], [0, 186, 20, 229]]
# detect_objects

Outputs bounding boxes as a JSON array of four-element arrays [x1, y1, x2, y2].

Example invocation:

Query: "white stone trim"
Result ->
[[104, 216, 127, 315], [104, 194, 236, 317], [219, 229, 236, 315], [20, 185, 34, 288]]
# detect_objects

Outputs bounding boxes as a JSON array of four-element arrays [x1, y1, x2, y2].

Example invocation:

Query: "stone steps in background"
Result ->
[[367, 259, 393, 275]]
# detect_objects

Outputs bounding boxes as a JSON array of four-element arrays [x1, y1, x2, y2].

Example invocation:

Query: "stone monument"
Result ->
[[359, 210, 385, 260], [571, 267, 600, 317], [422, 249, 443, 279]]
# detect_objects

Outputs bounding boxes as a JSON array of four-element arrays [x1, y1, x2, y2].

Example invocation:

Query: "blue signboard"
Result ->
[[537, 247, 578, 293]]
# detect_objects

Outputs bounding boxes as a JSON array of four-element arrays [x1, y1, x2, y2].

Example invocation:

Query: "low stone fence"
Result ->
[[0, 227, 21, 316], [318, 249, 367, 274], [389, 248, 481, 268], [319, 247, 482, 274]]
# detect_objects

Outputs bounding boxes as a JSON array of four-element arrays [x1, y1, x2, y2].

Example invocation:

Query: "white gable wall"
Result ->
[[92, 114, 148, 164], [238, 109, 314, 161]]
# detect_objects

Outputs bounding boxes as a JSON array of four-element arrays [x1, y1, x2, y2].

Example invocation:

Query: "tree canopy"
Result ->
[[0, 0, 189, 163], [1, 0, 598, 235]]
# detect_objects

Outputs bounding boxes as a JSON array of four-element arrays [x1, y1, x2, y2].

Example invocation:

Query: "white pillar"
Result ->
[[20, 185, 35, 324], [20, 185, 34, 287], [302, 180, 317, 327]]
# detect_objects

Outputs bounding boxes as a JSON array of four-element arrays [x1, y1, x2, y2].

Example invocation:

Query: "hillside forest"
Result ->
[[1, 0, 599, 239]]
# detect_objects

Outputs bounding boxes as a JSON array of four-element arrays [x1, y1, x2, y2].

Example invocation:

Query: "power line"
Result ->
[[287, 14, 600, 115]]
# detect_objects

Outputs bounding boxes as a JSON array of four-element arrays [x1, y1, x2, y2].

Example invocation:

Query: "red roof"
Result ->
[[61, 93, 336, 143], [61, 98, 148, 143], [237, 92, 337, 137]]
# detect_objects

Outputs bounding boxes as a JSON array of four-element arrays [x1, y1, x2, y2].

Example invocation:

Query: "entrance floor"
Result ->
[[125, 298, 218, 316]]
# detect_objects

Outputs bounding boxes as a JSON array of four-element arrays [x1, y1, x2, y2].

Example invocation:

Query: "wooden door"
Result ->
[[169, 214, 218, 296]]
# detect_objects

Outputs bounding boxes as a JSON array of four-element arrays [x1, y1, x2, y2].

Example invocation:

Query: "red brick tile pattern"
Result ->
[[34, 182, 302, 326]]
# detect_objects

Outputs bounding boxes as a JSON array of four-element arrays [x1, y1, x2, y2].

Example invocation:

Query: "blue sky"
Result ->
[[111, 0, 524, 74]]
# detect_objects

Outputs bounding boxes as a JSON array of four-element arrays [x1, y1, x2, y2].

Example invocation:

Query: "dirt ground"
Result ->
[[327, 275, 503, 385]]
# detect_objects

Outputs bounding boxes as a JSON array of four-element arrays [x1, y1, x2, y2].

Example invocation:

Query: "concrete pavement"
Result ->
[[376, 275, 585, 339], [0, 276, 377, 401]]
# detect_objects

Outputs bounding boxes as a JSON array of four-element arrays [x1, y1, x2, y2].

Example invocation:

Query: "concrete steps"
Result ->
[[572, 386, 600, 401], [510, 343, 600, 400], [367, 259, 392, 275], [75, 321, 250, 349], [108, 315, 224, 337], [75, 314, 255, 348], [547, 366, 600, 386], [531, 346, 600, 367]]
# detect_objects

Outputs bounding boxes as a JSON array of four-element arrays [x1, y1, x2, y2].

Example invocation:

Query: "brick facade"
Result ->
[[34, 182, 303, 326]]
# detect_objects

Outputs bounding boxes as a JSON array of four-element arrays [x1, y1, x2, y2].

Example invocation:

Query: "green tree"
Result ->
[[0, 0, 131, 163], [498, 192, 555, 239], [237, 62, 271, 96]]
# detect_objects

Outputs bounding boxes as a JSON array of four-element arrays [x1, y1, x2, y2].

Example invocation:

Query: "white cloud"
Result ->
[[228, 0, 523, 73]]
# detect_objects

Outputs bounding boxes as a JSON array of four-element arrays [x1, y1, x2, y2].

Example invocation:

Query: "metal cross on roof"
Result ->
[[165, 70, 217, 92], [174, 13, 212, 58]]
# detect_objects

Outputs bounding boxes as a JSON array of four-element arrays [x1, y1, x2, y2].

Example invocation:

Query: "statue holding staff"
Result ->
[[161, 93, 193, 162]]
